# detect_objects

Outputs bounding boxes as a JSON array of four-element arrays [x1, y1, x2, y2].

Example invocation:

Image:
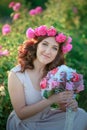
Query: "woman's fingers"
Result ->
[[59, 91, 73, 103], [66, 99, 78, 111]]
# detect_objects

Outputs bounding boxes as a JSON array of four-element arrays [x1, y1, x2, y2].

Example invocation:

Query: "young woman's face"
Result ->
[[36, 37, 59, 65]]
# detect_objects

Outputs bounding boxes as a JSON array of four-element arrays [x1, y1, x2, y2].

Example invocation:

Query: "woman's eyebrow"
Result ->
[[43, 40, 49, 43]]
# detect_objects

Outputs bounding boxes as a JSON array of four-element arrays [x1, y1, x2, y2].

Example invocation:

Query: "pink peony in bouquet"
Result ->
[[40, 65, 84, 106]]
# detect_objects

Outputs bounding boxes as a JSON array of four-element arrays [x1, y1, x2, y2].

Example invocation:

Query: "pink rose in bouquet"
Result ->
[[40, 65, 84, 101]]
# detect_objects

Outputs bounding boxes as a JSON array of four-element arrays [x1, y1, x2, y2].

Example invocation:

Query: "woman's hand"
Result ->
[[65, 99, 78, 111], [59, 99, 78, 112], [48, 90, 78, 111], [48, 91, 73, 105]]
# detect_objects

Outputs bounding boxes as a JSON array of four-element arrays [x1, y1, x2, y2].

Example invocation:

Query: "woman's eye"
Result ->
[[42, 43, 48, 46], [52, 47, 58, 51]]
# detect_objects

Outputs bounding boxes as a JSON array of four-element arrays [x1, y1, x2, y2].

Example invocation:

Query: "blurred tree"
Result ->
[[25, 0, 48, 8], [0, 0, 24, 17]]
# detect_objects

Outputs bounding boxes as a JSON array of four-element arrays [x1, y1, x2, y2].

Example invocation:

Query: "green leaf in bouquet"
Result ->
[[51, 103, 59, 109], [43, 90, 54, 99], [54, 87, 64, 94]]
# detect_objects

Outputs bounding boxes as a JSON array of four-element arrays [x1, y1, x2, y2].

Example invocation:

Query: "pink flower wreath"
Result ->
[[26, 25, 73, 54]]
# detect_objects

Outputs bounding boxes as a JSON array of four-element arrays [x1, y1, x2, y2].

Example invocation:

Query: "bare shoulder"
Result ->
[[8, 70, 17, 79], [8, 71, 23, 90], [8, 71, 20, 83]]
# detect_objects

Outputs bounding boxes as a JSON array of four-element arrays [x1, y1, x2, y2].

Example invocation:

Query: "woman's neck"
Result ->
[[33, 59, 45, 74]]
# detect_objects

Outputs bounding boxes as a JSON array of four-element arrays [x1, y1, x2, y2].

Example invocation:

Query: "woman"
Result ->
[[6, 25, 87, 130]]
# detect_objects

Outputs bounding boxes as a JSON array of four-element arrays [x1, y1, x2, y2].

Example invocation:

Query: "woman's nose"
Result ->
[[45, 47, 51, 54]]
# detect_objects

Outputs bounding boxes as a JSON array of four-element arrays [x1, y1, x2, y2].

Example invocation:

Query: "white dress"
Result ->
[[6, 65, 87, 130]]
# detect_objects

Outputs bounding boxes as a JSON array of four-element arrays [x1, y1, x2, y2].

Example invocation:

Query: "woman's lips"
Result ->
[[42, 54, 50, 58]]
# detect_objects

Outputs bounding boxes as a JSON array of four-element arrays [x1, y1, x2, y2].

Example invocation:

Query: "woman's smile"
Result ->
[[42, 54, 50, 59]]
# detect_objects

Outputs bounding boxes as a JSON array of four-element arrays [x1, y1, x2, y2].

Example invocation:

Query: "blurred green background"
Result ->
[[0, 0, 87, 130]]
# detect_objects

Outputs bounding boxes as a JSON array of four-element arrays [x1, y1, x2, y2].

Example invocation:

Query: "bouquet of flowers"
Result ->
[[40, 65, 84, 130], [40, 65, 84, 101]]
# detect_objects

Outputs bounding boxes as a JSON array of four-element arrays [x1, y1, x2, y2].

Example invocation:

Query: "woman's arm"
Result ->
[[8, 71, 52, 120], [8, 71, 76, 120]]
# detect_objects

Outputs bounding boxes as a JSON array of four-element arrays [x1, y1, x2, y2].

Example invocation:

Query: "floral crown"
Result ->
[[26, 25, 73, 54]]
